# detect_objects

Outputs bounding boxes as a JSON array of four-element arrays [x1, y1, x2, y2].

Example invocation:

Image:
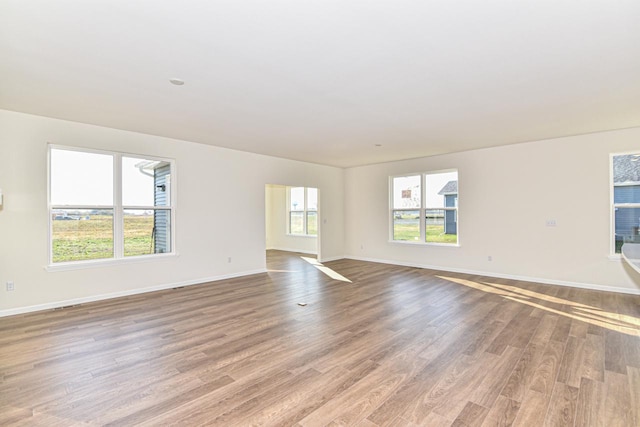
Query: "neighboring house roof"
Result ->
[[438, 180, 458, 195], [614, 155, 640, 185]]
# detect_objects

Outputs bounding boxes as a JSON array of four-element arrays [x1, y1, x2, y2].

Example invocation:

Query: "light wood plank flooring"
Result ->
[[1, 250, 639, 426]]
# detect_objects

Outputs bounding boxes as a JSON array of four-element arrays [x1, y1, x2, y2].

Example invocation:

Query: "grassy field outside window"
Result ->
[[392, 212, 457, 243], [53, 214, 155, 263], [49, 146, 174, 264]]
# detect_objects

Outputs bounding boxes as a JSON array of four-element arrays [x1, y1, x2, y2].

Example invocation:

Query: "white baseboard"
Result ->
[[0, 268, 267, 318], [5, 256, 638, 318], [346, 255, 640, 296]]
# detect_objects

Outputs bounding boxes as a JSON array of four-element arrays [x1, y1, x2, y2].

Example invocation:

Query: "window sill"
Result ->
[[286, 234, 318, 238], [608, 254, 622, 261], [388, 240, 460, 248], [45, 252, 179, 272]]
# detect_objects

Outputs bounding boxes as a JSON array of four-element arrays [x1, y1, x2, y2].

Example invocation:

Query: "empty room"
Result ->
[[1, 1, 639, 426]]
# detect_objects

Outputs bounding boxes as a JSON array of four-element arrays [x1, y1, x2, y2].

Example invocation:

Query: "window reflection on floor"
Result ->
[[438, 276, 640, 337]]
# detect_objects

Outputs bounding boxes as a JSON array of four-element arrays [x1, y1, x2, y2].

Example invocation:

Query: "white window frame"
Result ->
[[47, 144, 176, 269], [286, 186, 317, 236], [389, 170, 459, 246], [611, 151, 640, 257], [389, 173, 423, 242]]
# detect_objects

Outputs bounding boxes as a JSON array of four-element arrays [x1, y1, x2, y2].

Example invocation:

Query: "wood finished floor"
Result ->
[[1, 250, 639, 426]]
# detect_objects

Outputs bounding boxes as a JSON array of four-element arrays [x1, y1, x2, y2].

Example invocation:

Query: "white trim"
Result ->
[[121, 205, 173, 210], [0, 268, 267, 318], [610, 151, 640, 256], [51, 204, 116, 210], [346, 255, 640, 296], [611, 152, 615, 256], [6, 256, 638, 318], [615, 182, 640, 187], [286, 186, 318, 236], [114, 153, 123, 258], [47, 146, 53, 264], [390, 170, 459, 245], [610, 149, 640, 157], [614, 203, 640, 208], [49, 143, 175, 166], [388, 240, 460, 248], [45, 252, 180, 272], [48, 145, 177, 265]]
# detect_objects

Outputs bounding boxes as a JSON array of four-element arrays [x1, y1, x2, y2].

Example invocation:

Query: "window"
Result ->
[[391, 171, 458, 244], [287, 187, 318, 236], [392, 175, 421, 241], [612, 153, 640, 254], [49, 146, 174, 264]]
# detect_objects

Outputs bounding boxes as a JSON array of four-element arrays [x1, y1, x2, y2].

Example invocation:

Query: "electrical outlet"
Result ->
[[228, 257, 232, 263], [6, 281, 15, 291], [487, 256, 492, 261], [546, 219, 557, 227]]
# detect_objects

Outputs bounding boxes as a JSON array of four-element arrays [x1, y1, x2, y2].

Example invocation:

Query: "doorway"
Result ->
[[265, 184, 319, 262]]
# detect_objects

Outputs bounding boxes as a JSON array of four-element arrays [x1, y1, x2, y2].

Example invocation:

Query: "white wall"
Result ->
[[345, 127, 640, 294], [265, 185, 317, 254], [0, 110, 344, 315], [2, 108, 638, 317]]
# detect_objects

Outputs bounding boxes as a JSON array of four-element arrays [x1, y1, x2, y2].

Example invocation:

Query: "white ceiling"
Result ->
[[1, 1, 639, 167]]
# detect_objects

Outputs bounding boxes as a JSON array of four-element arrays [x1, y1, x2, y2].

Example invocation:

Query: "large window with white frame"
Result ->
[[49, 146, 175, 264], [612, 152, 640, 254], [287, 186, 317, 236], [391, 170, 458, 244]]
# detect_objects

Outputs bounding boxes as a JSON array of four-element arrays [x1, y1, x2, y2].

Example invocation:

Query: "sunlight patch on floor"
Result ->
[[301, 257, 352, 283], [482, 281, 595, 309], [437, 275, 640, 337]]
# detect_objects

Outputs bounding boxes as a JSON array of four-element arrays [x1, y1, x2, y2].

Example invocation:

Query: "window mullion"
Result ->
[[304, 187, 308, 235], [614, 203, 640, 208], [288, 187, 292, 234], [420, 174, 426, 242], [114, 154, 123, 259]]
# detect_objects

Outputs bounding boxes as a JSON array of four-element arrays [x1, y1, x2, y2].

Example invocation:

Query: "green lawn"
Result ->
[[307, 212, 318, 235], [393, 215, 457, 244], [53, 214, 155, 262], [53, 211, 456, 263], [393, 218, 420, 241], [426, 225, 458, 244], [289, 211, 317, 235]]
